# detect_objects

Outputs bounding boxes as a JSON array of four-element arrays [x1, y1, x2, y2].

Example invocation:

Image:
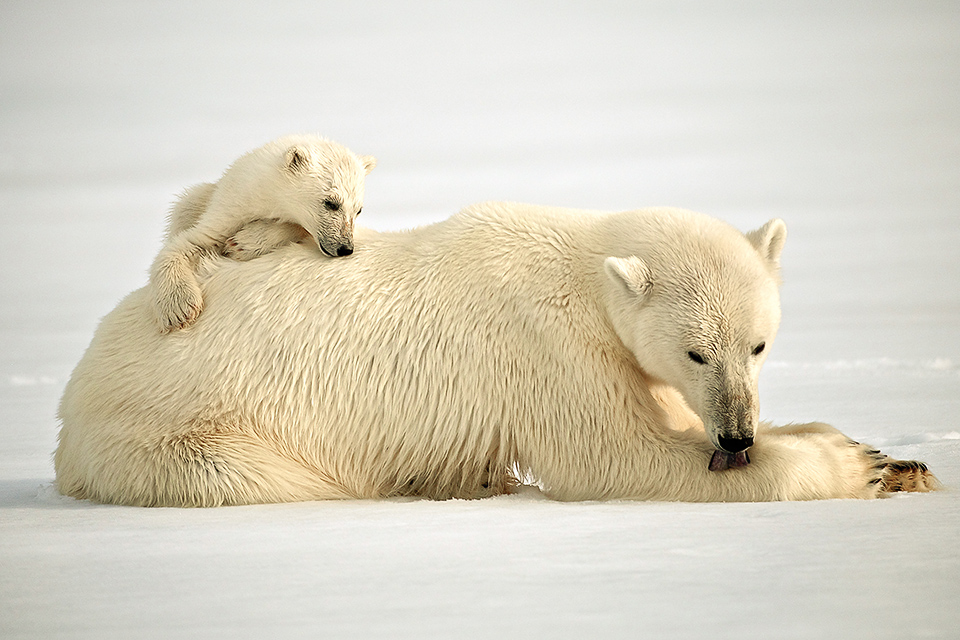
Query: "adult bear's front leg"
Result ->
[[594, 421, 942, 502], [743, 422, 939, 500]]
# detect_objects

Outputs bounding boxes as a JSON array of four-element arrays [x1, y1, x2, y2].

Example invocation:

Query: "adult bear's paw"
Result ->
[[878, 458, 940, 494]]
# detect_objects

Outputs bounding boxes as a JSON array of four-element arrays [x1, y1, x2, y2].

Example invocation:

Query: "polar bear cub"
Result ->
[[150, 134, 376, 332]]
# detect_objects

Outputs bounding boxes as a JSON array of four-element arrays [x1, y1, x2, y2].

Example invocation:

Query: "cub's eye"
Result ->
[[752, 342, 766, 356], [323, 198, 341, 212], [356, 207, 362, 217], [688, 351, 706, 365]]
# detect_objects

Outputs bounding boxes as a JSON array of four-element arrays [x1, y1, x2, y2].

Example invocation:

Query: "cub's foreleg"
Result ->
[[150, 224, 226, 333], [222, 220, 310, 261]]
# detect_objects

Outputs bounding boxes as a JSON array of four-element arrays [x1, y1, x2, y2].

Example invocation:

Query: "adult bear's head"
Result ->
[[602, 210, 787, 469]]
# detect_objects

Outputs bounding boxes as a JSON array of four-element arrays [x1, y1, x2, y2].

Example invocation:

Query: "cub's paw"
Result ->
[[878, 459, 940, 494], [222, 236, 257, 261], [222, 221, 308, 261], [153, 282, 204, 333]]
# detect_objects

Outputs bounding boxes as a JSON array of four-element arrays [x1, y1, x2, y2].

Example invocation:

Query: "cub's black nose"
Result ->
[[718, 436, 754, 453], [336, 245, 353, 257]]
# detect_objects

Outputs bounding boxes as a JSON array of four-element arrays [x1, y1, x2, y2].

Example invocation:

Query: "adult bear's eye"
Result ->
[[356, 207, 362, 217], [323, 198, 341, 211], [688, 351, 706, 365], [752, 342, 766, 356]]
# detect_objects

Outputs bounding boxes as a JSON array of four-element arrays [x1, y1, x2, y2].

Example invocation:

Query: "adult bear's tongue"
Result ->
[[709, 449, 751, 471]]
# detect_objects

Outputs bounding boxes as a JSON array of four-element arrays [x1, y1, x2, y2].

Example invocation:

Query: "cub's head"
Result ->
[[604, 213, 787, 460], [278, 136, 376, 257]]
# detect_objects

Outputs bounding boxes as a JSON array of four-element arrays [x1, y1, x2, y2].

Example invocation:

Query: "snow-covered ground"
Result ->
[[2, 2, 958, 638]]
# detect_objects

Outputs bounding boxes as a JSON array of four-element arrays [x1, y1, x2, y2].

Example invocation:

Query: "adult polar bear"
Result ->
[[55, 202, 936, 506]]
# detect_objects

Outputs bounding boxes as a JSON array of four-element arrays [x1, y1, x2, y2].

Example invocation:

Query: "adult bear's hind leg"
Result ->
[[106, 424, 352, 507]]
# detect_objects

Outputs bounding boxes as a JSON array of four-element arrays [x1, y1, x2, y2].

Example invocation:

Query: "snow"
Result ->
[[1, 1, 958, 638]]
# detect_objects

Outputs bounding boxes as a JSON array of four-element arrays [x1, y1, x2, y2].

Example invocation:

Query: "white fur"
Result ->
[[150, 134, 376, 332], [56, 202, 934, 506]]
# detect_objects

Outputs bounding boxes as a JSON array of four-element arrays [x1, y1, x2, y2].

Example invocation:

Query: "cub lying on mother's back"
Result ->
[[151, 134, 376, 332], [55, 202, 937, 506]]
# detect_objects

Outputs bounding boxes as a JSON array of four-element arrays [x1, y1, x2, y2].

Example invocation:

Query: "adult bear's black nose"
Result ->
[[336, 245, 353, 257], [718, 436, 754, 453]]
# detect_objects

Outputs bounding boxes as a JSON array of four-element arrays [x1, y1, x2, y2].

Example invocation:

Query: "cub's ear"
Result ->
[[605, 256, 653, 300], [284, 146, 310, 173], [746, 218, 787, 267], [360, 155, 377, 175]]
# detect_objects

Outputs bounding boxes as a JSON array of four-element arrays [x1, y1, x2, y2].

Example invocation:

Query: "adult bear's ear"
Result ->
[[746, 218, 787, 268], [605, 256, 653, 301], [360, 155, 377, 175], [284, 146, 310, 173]]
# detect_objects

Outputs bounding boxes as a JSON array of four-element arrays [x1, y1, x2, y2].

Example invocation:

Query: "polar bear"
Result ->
[[55, 202, 937, 506], [151, 134, 377, 332]]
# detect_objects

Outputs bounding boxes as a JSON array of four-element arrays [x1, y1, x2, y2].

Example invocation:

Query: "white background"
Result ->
[[1, 2, 958, 638]]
